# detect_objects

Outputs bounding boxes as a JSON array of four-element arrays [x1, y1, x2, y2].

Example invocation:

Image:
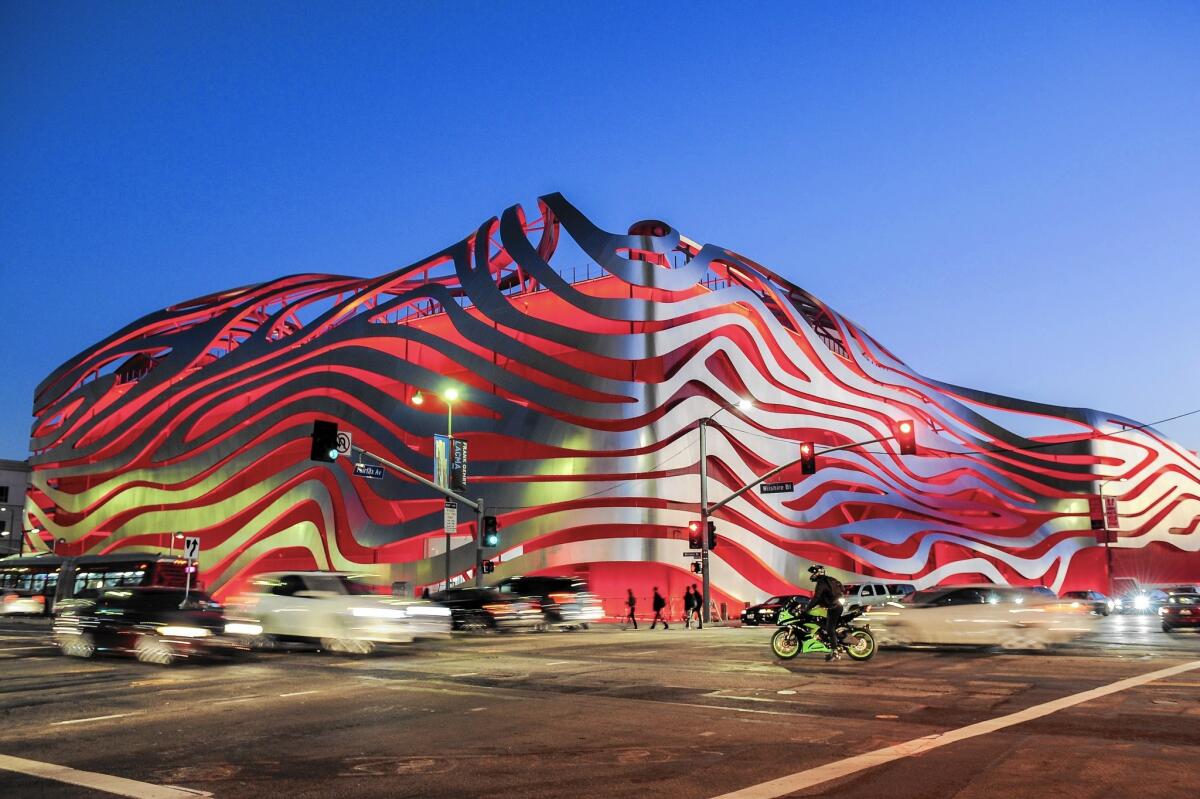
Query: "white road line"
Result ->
[[450, 672, 478, 677], [659, 701, 814, 718], [0, 645, 55, 652], [279, 690, 320, 697], [711, 658, 1200, 799], [52, 712, 144, 726], [703, 691, 778, 703], [0, 753, 207, 798], [545, 660, 572, 666]]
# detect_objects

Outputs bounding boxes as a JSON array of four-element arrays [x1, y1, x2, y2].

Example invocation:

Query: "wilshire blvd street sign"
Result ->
[[760, 481, 795, 494]]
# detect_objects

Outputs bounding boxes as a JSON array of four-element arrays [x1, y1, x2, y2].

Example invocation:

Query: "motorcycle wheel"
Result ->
[[843, 629, 876, 662], [771, 627, 801, 659]]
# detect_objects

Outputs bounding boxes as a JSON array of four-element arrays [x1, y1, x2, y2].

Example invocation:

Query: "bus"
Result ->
[[0, 553, 192, 616]]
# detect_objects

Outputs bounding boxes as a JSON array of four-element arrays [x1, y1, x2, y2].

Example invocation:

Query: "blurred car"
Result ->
[[431, 587, 543, 632], [1028, 586, 1057, 600], [53, 587, 247, 665], [1117, 588, 1169, 615], [233, 571, 451, 654], [1061, 590, 1114, 616], [740, 594, 805, 626], [1159, 593, 1200, 632], [865, 585, 1096, 649], [494, 576, 602, 629], [842, 583, 915, 610]]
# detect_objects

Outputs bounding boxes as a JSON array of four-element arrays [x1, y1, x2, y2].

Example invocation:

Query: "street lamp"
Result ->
[[698, 397, 752, 624], [412, 387, 461, 590], [1097, 477, 1127, 594]]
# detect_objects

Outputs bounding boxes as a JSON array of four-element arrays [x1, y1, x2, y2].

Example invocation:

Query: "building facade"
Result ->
[[0, 459, 30, 557], [23, 194, 1200, 613]]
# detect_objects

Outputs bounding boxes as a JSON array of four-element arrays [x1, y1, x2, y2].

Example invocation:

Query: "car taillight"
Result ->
[[482, 603, 509, 615], [549, 592, 575, 606]]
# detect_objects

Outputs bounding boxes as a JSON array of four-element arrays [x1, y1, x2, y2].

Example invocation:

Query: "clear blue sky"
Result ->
[[2, 2, 1198, 458]]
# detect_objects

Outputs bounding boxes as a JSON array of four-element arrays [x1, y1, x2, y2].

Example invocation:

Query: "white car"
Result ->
[[864, 585, 1096, 649], [232, 571, 451, 653]]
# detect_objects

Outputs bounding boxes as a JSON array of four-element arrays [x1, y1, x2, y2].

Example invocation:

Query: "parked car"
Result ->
[[1159, 593, 1200, 632], [494, 575, 602, 629], [431, 587, 543, 632], [865, 585, 1096, 649], [231, 571, 451, 654], [842, 582, 915, 609], [1060, 590, 1114, 616], [53, 587, 248, 665], [740, 595, 805, 626]]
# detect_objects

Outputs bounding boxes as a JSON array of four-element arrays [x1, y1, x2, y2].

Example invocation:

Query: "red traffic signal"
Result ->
[[896, 420, 917, 455], [800, 442, 816, 475], [687, 521, 703, 550]]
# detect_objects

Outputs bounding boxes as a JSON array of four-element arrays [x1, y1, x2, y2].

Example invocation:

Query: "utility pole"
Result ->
[[699, 419, 711, 623]]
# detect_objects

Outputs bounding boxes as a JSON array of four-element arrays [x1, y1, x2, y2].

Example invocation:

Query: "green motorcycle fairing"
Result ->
[[776, 605, 831, 653]]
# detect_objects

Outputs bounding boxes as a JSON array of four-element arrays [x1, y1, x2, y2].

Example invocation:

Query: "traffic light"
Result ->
[[687, 521, 703, 550], [481, 516, 500, 547], [690, 561, 703, 575], [481, 560, 495, 574], [896, 420, 917, 455], [310, 420, 340, 463], [800, 442, 816, 474], [707, 520, 717, 550]]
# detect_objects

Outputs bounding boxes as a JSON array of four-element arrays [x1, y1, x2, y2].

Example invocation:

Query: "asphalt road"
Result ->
[[1, 615, 1198, 799]]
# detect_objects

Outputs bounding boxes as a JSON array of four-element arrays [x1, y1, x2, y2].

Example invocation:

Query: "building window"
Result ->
[[0, 486, 7, 503]]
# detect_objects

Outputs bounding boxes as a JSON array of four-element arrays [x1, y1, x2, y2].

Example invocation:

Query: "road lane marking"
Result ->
[[0, 645, 56, 651], [52, 712, 144, 726], [0, 753, 208, 798], [711, 658, 1200, 799], [545, 660, 572, 666], [659, 701, 815, 718], [450, 672, 478, 677], [214, 695, 260, 704], [704, 691, 778, 703], [279, 690, 320, 697]]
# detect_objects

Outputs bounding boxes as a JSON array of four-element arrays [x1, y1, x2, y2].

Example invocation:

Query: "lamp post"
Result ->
[[412, 387, 460, 590], [1097, 477, 1127, 595], [698, 398, 752, 624]]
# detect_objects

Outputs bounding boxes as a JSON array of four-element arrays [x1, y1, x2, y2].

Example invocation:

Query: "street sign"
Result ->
[[444, 499, 458, 534], [353, 463, 385, 480], [760, 481, 795, 494], [183, 536, 200, 562], [683, 550, 702, 558], [335, 431, 352, 456]]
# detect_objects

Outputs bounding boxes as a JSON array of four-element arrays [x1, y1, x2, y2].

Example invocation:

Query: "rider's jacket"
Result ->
[[802, 575, 842, 613]]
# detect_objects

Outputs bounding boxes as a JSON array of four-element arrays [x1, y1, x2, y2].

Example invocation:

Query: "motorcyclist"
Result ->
[[802, 564, 844, 660]]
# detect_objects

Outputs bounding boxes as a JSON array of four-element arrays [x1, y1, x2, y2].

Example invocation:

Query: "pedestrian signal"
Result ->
[[690, 562, 703, 575], [481, 560, 495, 574], [800, 442, 816, 474]]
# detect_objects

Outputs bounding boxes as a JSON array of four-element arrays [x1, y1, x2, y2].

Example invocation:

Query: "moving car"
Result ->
[[53, 587, 247, 665], [233, 571, 451, 654], [1159, 593, 1200, 632], [494, 575, 603, 629], [740, 594, 805, 626], [865, 585, 1096, 649], [1060, 590, 1114, 616], [842, 583, 915, 609], [431, 587, 543, 632]]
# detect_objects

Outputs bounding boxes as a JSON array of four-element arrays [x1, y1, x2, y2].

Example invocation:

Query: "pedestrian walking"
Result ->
[[692, 584, 704, 629], [624, 588, 637, 629], [683, 586, 696, 628], [650, 586, 669, 629]]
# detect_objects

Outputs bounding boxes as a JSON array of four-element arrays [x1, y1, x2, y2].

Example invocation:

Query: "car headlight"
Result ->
[[350, 606, 407, 619], [159, 625, 212, 638], [224, 622, 263, 636], [406, 605, 451, 617], [1133, 595, 1150, 610]]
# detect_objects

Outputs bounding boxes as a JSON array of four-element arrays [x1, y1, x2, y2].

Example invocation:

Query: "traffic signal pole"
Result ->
[[699, 418, 712, 624]]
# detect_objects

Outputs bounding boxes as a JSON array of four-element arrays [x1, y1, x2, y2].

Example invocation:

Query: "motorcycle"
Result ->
[[770, 600, 876, 661]]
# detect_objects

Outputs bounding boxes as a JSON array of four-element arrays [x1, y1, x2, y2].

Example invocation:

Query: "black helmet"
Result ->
[[807, 564, 825, 581]]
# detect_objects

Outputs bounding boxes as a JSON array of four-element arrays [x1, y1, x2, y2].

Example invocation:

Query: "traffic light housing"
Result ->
[[481, 560, 494, 574], [687, 521, 703, 550], [310, 420, 340, 463], [800, 442, 816, 474], [707, 521, 717, 550], [690, 561, 703, 575], [896, 420, 917, 455], [481, 515, 500, 547]]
